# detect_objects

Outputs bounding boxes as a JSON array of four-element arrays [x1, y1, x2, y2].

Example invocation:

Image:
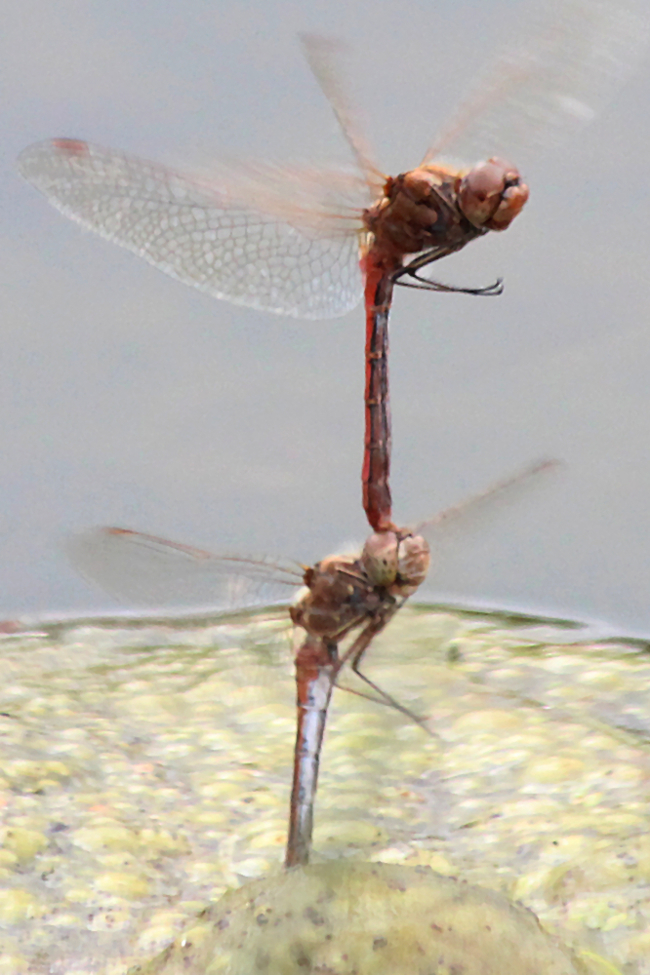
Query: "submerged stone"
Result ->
[[132, 861, 587, 975]]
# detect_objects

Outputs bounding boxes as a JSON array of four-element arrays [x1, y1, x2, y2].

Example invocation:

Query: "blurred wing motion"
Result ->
[[17, 140, 367, 319], [298, 33, 385, 195], [428, 0, 650, 169], [67, 526, 304, 612]]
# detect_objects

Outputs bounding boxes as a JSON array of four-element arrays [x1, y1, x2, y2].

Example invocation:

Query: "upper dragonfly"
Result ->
[[17, 0, 648, 530]]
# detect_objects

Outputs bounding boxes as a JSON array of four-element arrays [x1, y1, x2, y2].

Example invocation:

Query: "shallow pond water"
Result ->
[[0, 605, 649, 973]]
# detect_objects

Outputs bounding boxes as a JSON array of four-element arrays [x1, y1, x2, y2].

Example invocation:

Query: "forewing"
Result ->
[[68, 527, 303, 612], [409, 459, 560, 595], [299, 33, 386, 196], [18, 139, 366, 319], [413, 460, 559, 539], [426, 0, 650, 171]]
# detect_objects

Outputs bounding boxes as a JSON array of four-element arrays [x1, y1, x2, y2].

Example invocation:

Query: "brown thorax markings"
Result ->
[[290, 527, 431, 647]]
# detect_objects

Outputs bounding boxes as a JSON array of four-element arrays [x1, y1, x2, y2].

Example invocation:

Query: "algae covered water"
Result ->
[[0, 605, 649, 973]]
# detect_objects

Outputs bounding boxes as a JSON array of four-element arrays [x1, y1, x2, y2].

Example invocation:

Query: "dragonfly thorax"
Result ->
[[290, 554, 386, 640], [362, 166, 483, 270]]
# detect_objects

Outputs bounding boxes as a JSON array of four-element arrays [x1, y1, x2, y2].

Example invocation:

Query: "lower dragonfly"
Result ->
[[69, 459, 555, 867]]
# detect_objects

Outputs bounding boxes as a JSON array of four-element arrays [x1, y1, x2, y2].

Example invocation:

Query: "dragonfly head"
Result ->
[[361, 530, 431, 596], [458, 158, 529, 232]]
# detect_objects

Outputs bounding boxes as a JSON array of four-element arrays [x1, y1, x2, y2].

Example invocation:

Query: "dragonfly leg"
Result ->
[[336, 610, 437, 737], [394, 264, 504, 296], [349, 662, 436, 738]]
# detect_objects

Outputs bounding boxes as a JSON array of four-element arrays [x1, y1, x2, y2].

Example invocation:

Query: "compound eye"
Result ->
[[394, 534, 430, 596], [361, 531, 399, 587], [459, 158, 528, 230]]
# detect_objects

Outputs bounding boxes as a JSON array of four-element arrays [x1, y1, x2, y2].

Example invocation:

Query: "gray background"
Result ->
[[3, 0, 650, 632]]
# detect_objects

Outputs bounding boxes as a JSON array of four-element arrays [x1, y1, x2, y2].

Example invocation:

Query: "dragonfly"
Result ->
[[68, 458, 555, 867], [16, 1, 647, 532]]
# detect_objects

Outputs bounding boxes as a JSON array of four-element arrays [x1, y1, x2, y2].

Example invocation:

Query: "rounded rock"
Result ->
[[136, 861, 586, 974]]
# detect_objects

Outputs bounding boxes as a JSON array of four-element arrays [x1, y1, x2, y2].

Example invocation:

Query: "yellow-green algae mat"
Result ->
[[0, 604, 649, 973], [131, 861, 586, 975]]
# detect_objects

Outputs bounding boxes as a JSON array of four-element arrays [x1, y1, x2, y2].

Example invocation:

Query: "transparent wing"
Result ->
[[426, 0, 650, 170], [68, 526, 305, 612], [299, 33, 386, 196], [397, 458, 560, 604], [18, 139, 368, 319], [413, 458, 560, 544]]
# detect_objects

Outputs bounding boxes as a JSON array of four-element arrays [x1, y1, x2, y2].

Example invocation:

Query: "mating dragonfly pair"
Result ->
[[18, 0, 648, 866]]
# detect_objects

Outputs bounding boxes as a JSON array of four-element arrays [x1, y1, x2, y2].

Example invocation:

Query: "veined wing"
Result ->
[[68, 526, 305, 612], [426, 0, 650, 171], [17, 140, 368, 319]]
